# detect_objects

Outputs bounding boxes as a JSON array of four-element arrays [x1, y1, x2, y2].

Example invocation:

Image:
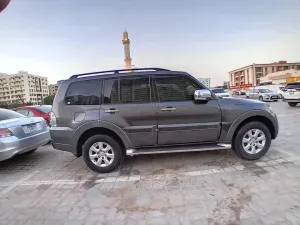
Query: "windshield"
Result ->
[[258, 89, 272, 93], [35, 105, 52, 114], [0, 109, 25, 121], [211, 89, 226, 94]]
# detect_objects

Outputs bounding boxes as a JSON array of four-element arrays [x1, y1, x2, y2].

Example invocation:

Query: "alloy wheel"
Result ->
[[89, 142, 115, 167], [242, 129, 266, 154]]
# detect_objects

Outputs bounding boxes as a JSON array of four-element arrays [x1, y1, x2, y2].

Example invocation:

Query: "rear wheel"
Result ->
[[233, 122, 271, 160], [82, 135, 123, 173], [288, 102, 298, 107]]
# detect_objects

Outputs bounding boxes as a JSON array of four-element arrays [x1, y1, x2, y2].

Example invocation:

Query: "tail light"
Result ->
[[296, 88, 300, 92], [50, 111, 57, 127], [44, 112, 51, 125], [0, 128, 13, 138]]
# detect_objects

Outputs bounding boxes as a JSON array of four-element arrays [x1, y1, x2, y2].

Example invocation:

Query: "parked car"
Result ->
[[282, 82, 300, 107], [247, 88, 280, 102], [211, 88, 231, 98], [0, 108, 50, 161], [13, 105, 52, 125], [50, 68, 279, 173]]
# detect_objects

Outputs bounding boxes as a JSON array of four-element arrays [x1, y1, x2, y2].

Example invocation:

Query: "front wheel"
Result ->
[[288, 102, 298, 107], [259, 96, 264, 101], [82, 135, 123, 173], [233, 122, 271, 160]]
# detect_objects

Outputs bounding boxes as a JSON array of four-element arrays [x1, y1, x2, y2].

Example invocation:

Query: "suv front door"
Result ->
[[100, 76, 157, 148], [154, 74, 222, 145]]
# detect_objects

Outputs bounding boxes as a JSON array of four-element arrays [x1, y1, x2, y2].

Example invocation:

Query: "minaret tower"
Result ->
[[122, 31, 132, 69]]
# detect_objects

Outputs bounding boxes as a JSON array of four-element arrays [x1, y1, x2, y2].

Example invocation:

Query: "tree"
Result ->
[[43, 95, 55, 105]]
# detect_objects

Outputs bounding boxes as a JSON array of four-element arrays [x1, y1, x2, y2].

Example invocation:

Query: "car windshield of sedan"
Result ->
[[211, 88, 226, 94], [258, 89, 272, 93], [0, 109, 26, 121]]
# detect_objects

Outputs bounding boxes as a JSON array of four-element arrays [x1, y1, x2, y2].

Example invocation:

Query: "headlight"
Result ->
[[264, 94, 270, 98]]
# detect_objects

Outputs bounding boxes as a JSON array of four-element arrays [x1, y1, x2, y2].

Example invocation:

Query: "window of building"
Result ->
[[65, 79, 101, 105], [154, 75, 204, 102]]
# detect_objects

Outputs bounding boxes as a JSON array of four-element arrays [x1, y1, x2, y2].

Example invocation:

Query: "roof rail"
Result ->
[[69, 68, 170, 79]]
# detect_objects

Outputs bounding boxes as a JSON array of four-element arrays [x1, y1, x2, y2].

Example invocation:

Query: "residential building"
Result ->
[[48, 80, 64, 95], [259, 69, 300, 85], [197, 78, 211, 88], [0, 71, 49, 105], [228, 61, 300, 90], [49, 84, 59, 95]]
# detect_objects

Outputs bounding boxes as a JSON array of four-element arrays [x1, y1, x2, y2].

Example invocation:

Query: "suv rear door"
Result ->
[[154, 74, 222, 145], [283, 82, 300, 99], [100, 75, 157, 148]]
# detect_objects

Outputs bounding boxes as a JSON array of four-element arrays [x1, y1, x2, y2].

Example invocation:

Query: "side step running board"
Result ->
[[126, 143, 231, 156]]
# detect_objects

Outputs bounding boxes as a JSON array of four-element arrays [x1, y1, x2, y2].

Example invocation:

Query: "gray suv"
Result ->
[[50, 68, 279, 173]]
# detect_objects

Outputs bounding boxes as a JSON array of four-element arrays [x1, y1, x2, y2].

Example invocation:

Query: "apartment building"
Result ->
[[0, 71, 49, 105], [49, 83, 59, 95], [228, 61, 300, 90], [48, 80, 64, 95]]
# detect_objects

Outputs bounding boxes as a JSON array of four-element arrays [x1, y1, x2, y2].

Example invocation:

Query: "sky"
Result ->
[[0, 0, 300, 86]]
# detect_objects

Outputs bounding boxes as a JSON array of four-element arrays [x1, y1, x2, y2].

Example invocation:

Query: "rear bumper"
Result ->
[[0, 129, 51, 161], [50, 127, 76, 156], [283, 99, 300, 103]]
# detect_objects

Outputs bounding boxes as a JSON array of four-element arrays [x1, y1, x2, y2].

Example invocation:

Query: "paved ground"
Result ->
[[1, 101, 300, 225]]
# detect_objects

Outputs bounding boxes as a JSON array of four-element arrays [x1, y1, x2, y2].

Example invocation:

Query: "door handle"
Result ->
[[104, 109, 119, 114], [161, 107, 176, 111]]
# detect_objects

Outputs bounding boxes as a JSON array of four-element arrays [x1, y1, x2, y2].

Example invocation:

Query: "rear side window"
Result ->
[[0, 109, 25, 121], [103, 76, 150, 104], [285, 83, 300, 89], [65, 79, 101, 105]]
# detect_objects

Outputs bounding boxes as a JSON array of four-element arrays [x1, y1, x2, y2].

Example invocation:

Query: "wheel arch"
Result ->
[[73, 121, 132, 157], [227, 111, 277, 143]]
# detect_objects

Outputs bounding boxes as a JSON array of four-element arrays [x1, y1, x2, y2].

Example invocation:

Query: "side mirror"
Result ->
[[194, 89, 212, 101]]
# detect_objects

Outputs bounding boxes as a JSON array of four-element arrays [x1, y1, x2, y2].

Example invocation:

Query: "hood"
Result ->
[[217, 97, 267, 110]]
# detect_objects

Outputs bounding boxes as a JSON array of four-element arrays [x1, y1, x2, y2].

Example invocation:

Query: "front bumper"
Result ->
[[263, 95, 279, 101], [0, 129, 51, 161]]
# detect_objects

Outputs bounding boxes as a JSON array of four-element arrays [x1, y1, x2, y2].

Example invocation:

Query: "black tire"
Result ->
[[259, 96, 263, 101], [233, 121, 271, 160], [288, 102, 298, 107], [22, 148, 37, 155], [82, 135, 123, 173]]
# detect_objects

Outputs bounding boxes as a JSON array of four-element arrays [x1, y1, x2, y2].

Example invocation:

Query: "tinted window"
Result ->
[[103, 77, 151, 104], [120, 77, 150, 103], [16, 109, 29, 116], [155, 75, 203, 102], [0, 109, 25, 121], [285, 83, 300, 89], [65, 80, 101, 105], [35, 105, 52, 113], [103, 79, 119, 104]]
